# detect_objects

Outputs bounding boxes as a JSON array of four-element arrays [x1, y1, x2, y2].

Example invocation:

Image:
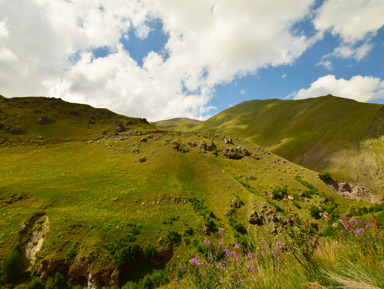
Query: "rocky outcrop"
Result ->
[[21, 214, 49, 272], [322, 177, 381, 203]]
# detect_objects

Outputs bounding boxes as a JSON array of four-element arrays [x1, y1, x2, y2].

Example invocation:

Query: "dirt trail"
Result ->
[[21, 214, 49, 271]]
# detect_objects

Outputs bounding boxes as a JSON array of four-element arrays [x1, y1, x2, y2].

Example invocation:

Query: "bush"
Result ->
[[272, 186, 288, 200], [183, 227, 194, 236], [0, 244, 22, 284], [143, 244, 158, 259], [27, 279, 45, 289], [47, 272, 68, 289], [310, 205, 322, 220], [113, 243, 141, 267], [167, 230, 181, 242], [319, 172, 331, 180], [66, 241, 79, 258]]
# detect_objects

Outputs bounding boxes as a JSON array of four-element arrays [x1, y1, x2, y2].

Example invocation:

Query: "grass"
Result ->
[[0, 96, 369, 288], [151, 118, 201, 131], [169, 213, 384, 289], [190, 95, 384, 195]]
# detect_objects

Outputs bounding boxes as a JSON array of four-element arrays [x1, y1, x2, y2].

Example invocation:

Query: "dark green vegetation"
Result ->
[[0, 95, 377, 288], [176, 95, 384, 195], [151, 118, 201, 131]]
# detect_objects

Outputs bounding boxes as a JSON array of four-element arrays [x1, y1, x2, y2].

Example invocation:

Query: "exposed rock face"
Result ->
[[21, 214, 50, 272], [322, 177, 381, 203], [248, 211, 264, 226]]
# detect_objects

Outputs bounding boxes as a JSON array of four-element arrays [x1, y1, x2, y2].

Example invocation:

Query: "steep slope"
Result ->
[[0, 96, 360, 288], [192, 95, 384, 194], [152, 118, 201, 131]]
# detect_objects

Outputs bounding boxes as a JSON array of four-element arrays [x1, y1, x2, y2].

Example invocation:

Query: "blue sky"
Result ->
[[0, 0, 383, 120]]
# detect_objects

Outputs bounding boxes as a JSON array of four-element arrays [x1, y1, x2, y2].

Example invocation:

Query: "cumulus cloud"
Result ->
[[0, 0, 317, 120], [293, 75, 384, 102], [316, 60, 333, 70], [314, 0, 384, 61]]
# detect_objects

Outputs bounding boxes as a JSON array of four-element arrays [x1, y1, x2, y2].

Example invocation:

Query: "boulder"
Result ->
[[38, 116, 51, 125], [222, 136, 233, 144], [230, 199, 242, 209], [115, 123, 126, 132]]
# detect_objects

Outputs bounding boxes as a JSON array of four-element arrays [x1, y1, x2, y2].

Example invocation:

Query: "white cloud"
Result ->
[[0, 0, 318, 120], [314, 0, 384, 44], [281, 74, 287, 79], [316, 60, 333, 70], [314, 0, 384, 61], [0, 47, 17, 61], [0, 18, 9, 38], [293, 75, 384, 102], [240, 89, 246, 95]]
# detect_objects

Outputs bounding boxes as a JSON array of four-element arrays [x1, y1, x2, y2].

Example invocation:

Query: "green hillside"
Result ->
[[152, 118, 201, 131], [192, 95, 384, 195], [0, 96, 365, 288]]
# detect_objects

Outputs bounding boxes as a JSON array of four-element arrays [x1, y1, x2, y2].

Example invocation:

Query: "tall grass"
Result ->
[[170, 213, 384, 288]]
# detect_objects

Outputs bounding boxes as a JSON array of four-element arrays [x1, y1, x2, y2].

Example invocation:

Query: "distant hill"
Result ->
[[0, 95, 360, 288], [0, 95, 155, 144], [152, 117, 201, 131], [192, 95, 384, 194]]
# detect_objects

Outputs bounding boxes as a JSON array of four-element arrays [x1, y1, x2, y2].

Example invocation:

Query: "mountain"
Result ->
[[0, 95, 360, 288], [151, 118, 201, 131], [191, 95, 384, 195]]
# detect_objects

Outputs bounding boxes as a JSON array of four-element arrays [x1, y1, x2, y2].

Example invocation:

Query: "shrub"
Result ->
[[66, 241, 79, 258], [143, 244, 158, 259], [183, 227, 194, 236], [26, 279, 45, 289], [47, 272, 68, 289], [113, 243, 141, 267], [309, 205, 322, 220], [167, 230, 181, 242], [319, 172, 331, 180], [0, 244, 22, 284]]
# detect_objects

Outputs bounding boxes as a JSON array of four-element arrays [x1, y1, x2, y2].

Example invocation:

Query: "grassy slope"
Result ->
[[0, 96, 361, 287], [151, 118, 201, 131], [192, 95, 384, 194]]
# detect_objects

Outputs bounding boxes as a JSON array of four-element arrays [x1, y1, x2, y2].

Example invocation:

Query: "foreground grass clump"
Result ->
[[171, 213, 384, 289]]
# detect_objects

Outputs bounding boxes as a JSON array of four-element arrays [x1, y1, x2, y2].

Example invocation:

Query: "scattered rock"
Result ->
[[68, 110, 80, 116], [34, 109, 42, 114], [222, 136, 233, 144], [139, 157, 146, 163], [4, 125, 24, 134], [230, 199, 242, 209], [172, 142, 189, 153], [115, 123, 126, 133], [38, 116, 51, 125]]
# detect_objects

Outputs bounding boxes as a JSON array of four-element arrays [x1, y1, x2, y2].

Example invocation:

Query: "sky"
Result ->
[[0, 0, 383, 121]]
